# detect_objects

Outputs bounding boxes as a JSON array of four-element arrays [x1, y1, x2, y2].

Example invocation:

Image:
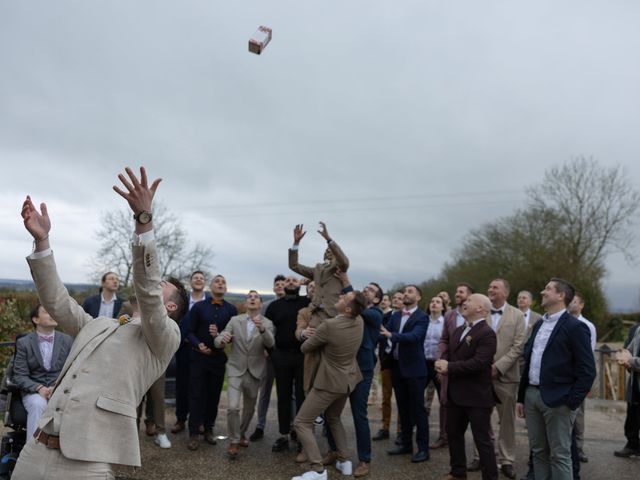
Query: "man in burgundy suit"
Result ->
[[436, 293, 498, 480], [433, 283, 474, 449]]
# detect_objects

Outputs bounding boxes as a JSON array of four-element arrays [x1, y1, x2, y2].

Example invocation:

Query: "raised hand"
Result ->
[[253, 316, 264, 332], [317, 221, 331, 241], [113, 166, 161, 220], [209, 324, 219, 337], [220, 332, 233, 344], [293, 224, 306, 245], [21, 196, 51, 241], [333, 268, 349, 288]]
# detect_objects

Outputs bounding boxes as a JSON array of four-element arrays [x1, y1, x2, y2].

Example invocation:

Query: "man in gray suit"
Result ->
[[13, 166, 188, 480], [12, 304, 73, 439], [214, 290, 274, 459]]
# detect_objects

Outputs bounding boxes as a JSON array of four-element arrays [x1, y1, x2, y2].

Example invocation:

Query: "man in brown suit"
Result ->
[[292, 291, 366, 480], [469, 279, 525, 479], [288, 222, 349, 322], [436, 293, 498, 480]]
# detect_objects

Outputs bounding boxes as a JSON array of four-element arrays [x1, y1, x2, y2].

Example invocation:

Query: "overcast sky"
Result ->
[[2, 1, 640, 311]]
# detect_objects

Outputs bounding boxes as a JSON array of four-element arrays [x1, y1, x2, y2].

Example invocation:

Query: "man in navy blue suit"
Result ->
[[380, 284, 429, 463], [82, 271, 123, 319], [516, 278, 596, 480]]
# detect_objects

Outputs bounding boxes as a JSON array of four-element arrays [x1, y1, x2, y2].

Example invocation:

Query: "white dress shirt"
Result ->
[[490, 303, 507, 331], [37, 332, 55, 371], [393, 306, 417, 359], [423, 315, 444, 360], [98, 293, 117, 318], [529, 309, 565, 385], [459, 317, 485, 343], [578, 314, 597, 352]]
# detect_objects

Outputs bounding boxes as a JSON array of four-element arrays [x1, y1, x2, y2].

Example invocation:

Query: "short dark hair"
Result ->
[[348, 291, 368, 318], [405, 284, 422, 299], [456, 282, 475, 294], [248, 289, 263, 302], [29, 304, 42, 328], [166, 276, 189, 321], [491, 278, 511, 293], [101, 271, 117, 284], [190, 270, 204, 279], [369, 282, 384, 304], [573, 291, 585, 305], [550, 277, 575, 307], [273, 274, 286, 284]]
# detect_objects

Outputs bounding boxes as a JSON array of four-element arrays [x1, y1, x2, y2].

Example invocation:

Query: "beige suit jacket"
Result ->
[[27, 241, 180, 467], [486, 303, 525, 384], [214, 313, 274, 380], [300, 314, 363, 393], [288, 240, 349, 317]]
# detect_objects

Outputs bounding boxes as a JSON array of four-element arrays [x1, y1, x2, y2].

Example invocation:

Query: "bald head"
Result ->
[[461, 293, 492, 322]]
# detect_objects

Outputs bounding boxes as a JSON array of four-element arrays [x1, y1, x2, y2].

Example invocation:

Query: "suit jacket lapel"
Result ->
[[51, 331, 63, 369], [29, 333, 45, 370]]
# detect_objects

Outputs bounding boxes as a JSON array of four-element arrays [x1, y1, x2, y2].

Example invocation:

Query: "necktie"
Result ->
[[38, 335, 54, 343], [491, 309, 503, 315]]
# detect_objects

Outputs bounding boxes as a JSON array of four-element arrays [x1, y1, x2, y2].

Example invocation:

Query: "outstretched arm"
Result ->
[[289, 224, 314, 279], [319, 221, 349, 271]]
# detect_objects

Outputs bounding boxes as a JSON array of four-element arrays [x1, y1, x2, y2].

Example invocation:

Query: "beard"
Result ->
[[284, 286, 300, 296]]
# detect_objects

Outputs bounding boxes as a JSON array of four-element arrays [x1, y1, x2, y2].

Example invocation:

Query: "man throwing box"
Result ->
[[13, 167, 187, 480]]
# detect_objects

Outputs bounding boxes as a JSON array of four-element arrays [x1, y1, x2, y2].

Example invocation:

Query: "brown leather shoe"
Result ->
[[239, 437, 249, 447], [430, 437, 448, 449], [353, 461, 370, 477], [204, 430, 217, 445], [295, 451, 308, 463], [227, 443, 239, 459], [171, 421, 185, 434], [321, 450, 338, 466], [187, 436, 199, 451], [145, 422, 157, 436]]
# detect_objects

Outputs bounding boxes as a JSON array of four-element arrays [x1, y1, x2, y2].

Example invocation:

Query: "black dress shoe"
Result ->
[[272, 436, 289, 452], [467, 459, 481, 471], [372, 429, 390, 441], [614, 445, 640, 457], [387, 446, 412, 455], [249, 427, 264, 441], [411, 450, 429, 463], [501, 464, 516, 479]]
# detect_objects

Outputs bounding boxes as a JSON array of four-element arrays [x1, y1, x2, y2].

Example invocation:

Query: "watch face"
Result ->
[[137, 211, 152, 224]]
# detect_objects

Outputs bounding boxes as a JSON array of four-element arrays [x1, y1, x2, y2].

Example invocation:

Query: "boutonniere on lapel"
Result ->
[[465, 335, 472, 346], [118, 314, 132, 326]]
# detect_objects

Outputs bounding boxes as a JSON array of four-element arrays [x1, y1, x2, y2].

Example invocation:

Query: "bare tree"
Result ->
[[89, 202, 214, 287], [528, 157, 640, 267]]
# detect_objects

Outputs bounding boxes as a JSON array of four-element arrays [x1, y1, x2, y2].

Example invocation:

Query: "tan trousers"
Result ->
[[12, 437, 114, 479], [227, 371, 261, 443], [139, 373, 166, 432], [381, 368, 401, 432], [294, 387, 350, 471], [473, 380, 518, 465]]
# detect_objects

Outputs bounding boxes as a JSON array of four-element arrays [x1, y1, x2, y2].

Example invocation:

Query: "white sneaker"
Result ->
[[291, 470, 327, 480], [335, 460, 353, 476], [154, 433, 172, 449]]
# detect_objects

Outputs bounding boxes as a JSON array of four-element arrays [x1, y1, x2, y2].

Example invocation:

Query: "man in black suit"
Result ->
[[516, 278, 596, 480], [436, 293, 498, 480], [82, 271, 123, 318], [12, 304, 73, 439], [380, 285, 429, 463]]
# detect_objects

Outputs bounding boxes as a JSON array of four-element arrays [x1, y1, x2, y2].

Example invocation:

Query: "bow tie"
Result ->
[[211, 299, 224, 306], [491, 309, 503, 315], [402, 309, 412, 316], [38, 335, 54, 343]]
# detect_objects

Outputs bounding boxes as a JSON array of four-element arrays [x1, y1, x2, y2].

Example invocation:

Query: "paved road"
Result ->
[[108, 395, 637, 480]]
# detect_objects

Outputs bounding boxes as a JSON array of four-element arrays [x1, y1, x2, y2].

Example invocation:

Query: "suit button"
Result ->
[[63, 389, 70, 394], [72, 374, 77, 379], [55, 407, 61, 412]]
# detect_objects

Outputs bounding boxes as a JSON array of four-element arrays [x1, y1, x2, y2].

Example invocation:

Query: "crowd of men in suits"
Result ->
[[10, 166, 640, 480]]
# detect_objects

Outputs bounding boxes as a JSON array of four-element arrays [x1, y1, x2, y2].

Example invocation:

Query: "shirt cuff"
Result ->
[[133, 230, 155, 246], [28, 248, 53, 259], [290, 245, 299, 251]]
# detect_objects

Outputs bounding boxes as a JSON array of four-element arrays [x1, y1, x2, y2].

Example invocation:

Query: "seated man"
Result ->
[[214, 291, 274, 459], [12, 304, 73, 439]]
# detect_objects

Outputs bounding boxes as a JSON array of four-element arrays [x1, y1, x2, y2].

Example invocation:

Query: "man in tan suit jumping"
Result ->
[[14, 167, 188, 480], [292, 291, 367, 480], [214, 290, 275, 459]]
